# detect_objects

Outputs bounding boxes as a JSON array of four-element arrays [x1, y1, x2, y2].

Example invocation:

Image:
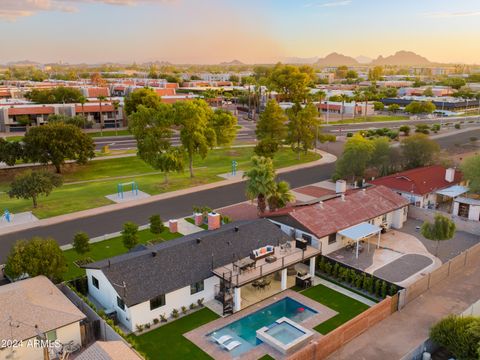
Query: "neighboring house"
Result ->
[[369, 166, 465, 209], [0, 276, 86, 360], [76, 341, 142, 360], [266, 185, 409, 255], [453, 197, 480, 221], [84, 219, 320, 331]]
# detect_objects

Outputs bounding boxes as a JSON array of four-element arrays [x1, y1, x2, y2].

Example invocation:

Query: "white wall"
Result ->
[[128, 276, 219, 330], [453, 201, 480, 221]]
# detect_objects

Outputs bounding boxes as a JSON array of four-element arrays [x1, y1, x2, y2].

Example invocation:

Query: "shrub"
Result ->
[[332, 263, 339, 278], [355, 274, 363, 289], [221, 215, 232, 224], [145, 323, 151, 329], [455, 123, 461, 129], [381, 281, 388, 298], [197, 298, 205, 307], [73, 232, 90, 256], [399, 125, 410, 136], [160, 314, 167, 322], [387, 130, 399, 140], [389, 284, 398, 296], [149, 214, 165, 234], [324, 262, 332, 276], [171, 309, 179, 318], [181, 306, 188, 314], [153, 318, 159, 324], [346, 132, 353, 137], [431, 124, 441, 133], [415, 124, 430, 134], [318, 257, 326, 272], [349, 269, 357, 285], [375, 279, 382, 297], [136, 324, 144, 332], [362, 274, 368, 292], [367, 277, 374, 294]]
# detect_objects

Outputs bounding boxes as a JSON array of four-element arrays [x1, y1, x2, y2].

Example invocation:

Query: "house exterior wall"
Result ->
[[0, 322, 81, 360], [87, 268, 219, 332], [127, 276, 218, 330], [453, 201, 480, 221]]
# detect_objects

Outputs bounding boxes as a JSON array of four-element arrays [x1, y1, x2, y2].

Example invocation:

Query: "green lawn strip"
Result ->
[[184, 217, 208, 230], [316, 274, 380, 303], [258, 355, 275, 360], [131, 308, 219, 360], [326, 115, 408, 125], [0, 148, 319, 219], [63, 228, 181, 280], [298, 284, 369, 334], [88, 129, 131, 137], [4, 136, 23, 142]]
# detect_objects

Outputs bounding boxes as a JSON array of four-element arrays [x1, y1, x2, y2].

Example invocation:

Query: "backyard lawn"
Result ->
[[131, 308, 219, 360], [0, 147, 320, 219], [63, 228, 181, 280], [299, 284, 369, 334]]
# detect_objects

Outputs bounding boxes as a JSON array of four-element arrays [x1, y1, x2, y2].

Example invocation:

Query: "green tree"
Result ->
[[268, 63, 315, 102], [8, 170, 63, 208], [244, 156, 277, 213], [0, 139, 24, 166], [399, 125, 410, 136], [4, 237, 66, 282], [423, 87, 434, 97], [211, 109, 238, 146], [368, 137, 392, 176], [405, 101, 436, 114], [73, 232, 90, 257], [387, 104, 400, 113], [346, 70, 358, 79], [124, 88, 162, 115], [368, 66, 383, 81], [23, 123, 94, 173], [335, 134, 375, 181], [26, 87, 83, 104], [122, 222, 139, 250], [401, 133, 440, 169], [149, 214, 165, 235], [254, 138, 280, 158], [373, 101, 384, 111], [48, 114, 90, 128], [255, 99, 288, 156], [267, 181, 295, 211], [461, 155, 480, 193], [286, 103, 320, 159], [173, 100, 217, 177], [421, 213, 456, 257], [430, 315, 480, 360], [441, 77, 466, 90]]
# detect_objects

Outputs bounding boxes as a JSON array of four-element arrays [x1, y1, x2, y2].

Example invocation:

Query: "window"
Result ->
[[92, 276, 99, 289], [190, 280, 204, 295], [150, 294, 166, 310], [328, 233, 337, 245], [458, 203, 470, 218], [117, 296, 125, 311], [301, 233, 312, 245], [382, 214, 387, 223], [46, 330, 57, 341]]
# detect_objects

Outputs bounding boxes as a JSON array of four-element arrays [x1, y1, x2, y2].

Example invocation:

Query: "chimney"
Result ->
[[208, 212, 221, 230], [445, 168, 455, 183], [194, 212, 203, 226], [336, 180, 347, 194], [168, 219, 178, 233]]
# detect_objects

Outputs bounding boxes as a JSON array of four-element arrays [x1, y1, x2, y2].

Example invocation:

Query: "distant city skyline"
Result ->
[[0, 0, 479, 65]]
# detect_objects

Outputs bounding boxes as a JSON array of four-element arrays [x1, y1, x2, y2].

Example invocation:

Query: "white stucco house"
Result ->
[[453, 197, 480, 221], [0, 276, 86, 360], [84, 219, 319, 331], [266, 185, 409, 256]]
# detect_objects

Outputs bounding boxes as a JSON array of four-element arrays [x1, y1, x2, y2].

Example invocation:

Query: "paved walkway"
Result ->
[[177, 218, 204, 235], [327, 261, 480, 360], [0, 149, 336, 236]]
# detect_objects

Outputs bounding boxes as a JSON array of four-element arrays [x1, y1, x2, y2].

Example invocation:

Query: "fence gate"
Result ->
[[80, 320, 101, 346]]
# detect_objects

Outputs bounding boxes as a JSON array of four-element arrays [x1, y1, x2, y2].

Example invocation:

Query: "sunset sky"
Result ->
[[0, 0, 479, 64]]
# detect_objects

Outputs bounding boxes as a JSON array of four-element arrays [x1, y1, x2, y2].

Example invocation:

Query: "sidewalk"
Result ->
[[327, 261, 480, 360], [0, 149, 336, 236]]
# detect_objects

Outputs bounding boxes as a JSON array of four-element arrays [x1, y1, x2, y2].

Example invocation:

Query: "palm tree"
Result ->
[[339, 94, 349, 122], [243, 156, 276, 214], [268, 181, 295, 211], [112, 100, 120, 136], [78, 95, 87, 129], [97, 95, 107, 135]]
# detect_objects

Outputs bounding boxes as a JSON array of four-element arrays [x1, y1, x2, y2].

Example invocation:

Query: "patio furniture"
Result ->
[[280, 242, 292, 253], [264, 278, 271, 289], [250, 245, 275, 260], [295, 273, 312, 289], [295, 238, 308, 251], [265, 255, 277, 264], [234, 258, 256, 273], [222, 340, 241, 351], [210, 334, 233, 345]]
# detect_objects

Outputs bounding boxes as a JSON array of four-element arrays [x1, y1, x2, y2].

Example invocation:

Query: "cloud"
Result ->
[[305, 0, 351, 8], [0, 0, 174, 20], [424, 10, 480, 18]]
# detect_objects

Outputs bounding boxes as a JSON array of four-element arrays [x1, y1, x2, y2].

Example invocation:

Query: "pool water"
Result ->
[[266, 322, 306, 345], [209, 297, 317, 356]]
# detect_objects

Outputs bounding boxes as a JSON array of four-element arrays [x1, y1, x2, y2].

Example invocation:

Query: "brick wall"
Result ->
[[288, 296, 395, 360]]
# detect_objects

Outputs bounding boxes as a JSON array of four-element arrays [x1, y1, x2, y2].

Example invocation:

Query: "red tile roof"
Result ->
[[268, 185, 409, 239], [165, 83, 179, 89], [8, 106, 55, 115], [369, 166, 462, 196], [154, 88, 176, 96], [76, 104, 115, 113], [87, 87, 110, 98]]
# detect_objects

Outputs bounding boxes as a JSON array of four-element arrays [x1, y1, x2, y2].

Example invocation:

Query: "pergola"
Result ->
[[338, 222, 382, 259], [435, 185, 469, 198]]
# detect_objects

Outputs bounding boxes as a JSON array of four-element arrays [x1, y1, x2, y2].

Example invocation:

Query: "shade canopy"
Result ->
[[435, 185, 469, 198], [338, 222, 382, 242]]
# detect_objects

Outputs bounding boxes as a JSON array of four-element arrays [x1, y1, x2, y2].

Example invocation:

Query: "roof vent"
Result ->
[[151, 251, 157, 257], [196, 238, 202, 244], [234, 226, 239, 232]]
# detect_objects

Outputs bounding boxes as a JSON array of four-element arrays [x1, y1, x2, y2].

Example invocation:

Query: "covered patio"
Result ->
[[338, 222, 382, 259], [435, 185, 469, 213]]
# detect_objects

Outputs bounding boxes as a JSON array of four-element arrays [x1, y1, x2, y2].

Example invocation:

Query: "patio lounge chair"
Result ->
[[221, 340, 241, 351], [210, 334, 233, 345]]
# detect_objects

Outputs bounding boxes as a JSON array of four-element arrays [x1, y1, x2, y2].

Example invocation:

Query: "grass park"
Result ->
[[325, 115, 408, 125], [0, 147, 320, 219]]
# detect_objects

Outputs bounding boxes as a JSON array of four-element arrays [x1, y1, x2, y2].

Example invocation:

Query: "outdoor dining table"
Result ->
[[234, 258, 256, 273]]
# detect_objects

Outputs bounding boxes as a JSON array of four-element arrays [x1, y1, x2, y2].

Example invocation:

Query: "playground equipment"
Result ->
[[1, 209, 11, 223], [117, 181, 139, 199], [231, 160, 238, 176]]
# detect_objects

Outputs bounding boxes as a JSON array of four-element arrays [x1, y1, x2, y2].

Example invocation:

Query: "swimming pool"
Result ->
[[208, 297, 317, 356]]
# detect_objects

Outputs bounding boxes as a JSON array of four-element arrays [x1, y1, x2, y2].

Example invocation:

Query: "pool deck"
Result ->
[[184, 290, 337, 360]]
